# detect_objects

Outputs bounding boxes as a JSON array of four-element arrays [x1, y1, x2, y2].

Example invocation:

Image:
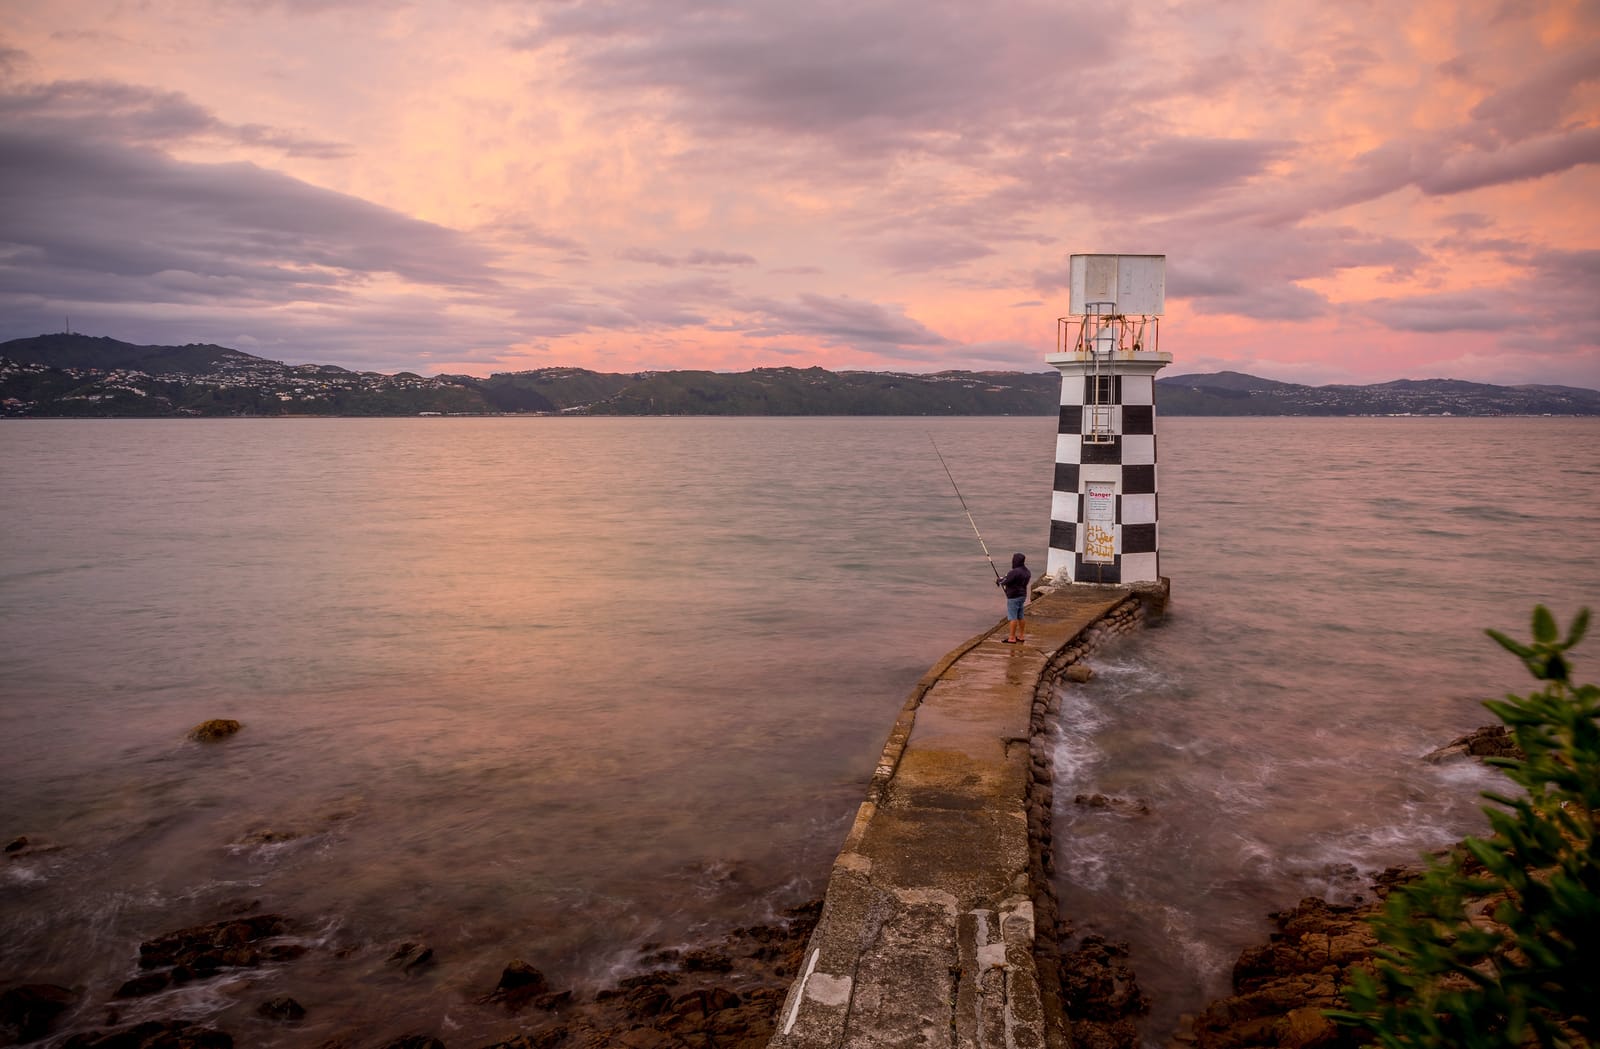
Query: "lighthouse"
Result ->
[[1044, 254, 1172, 587]]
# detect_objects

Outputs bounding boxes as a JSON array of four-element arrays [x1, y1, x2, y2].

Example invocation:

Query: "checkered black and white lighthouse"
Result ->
[[1045, 254, 1172, 586]]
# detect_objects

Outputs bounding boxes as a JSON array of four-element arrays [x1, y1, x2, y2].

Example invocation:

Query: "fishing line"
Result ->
[[928, 433, 1001, 581]]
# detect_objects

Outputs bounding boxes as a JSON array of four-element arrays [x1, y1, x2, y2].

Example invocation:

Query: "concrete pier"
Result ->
[[768, 583, 1161, 1049]]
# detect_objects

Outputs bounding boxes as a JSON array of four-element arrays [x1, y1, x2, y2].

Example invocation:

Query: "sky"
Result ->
[[1, 0, 1597, 386]]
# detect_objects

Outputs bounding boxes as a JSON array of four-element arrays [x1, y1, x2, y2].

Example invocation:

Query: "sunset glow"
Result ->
[[2, 0, 1596, 385]]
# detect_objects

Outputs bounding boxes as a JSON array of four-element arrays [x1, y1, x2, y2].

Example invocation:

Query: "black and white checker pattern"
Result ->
[[1046, 371, 1160, 584]]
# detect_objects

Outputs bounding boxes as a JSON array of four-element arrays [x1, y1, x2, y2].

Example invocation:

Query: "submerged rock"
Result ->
[[4, 836, 64, 860], [0, 983, 77, 1044], [255, 995, 306, 1022], [375, 1036, 444, 1049], [479, 1030, 569, 1049], [508, 898, 819, 1049], [187, 720, 242, 743], [1423, 724, 1523, 764], [479, 960, 567, 1011], [387, 942, 435, 974], [1074, 793, 1152, 817], [59, 1020, 233, 1049], [138, 914, 289, 973]]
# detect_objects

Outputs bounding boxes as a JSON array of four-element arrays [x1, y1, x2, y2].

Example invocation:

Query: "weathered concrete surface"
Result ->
[[770, 584, 1153, 1049]]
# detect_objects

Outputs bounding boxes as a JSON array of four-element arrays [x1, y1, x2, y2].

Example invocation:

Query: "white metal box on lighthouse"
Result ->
[[1044, 254, 1172, 586]]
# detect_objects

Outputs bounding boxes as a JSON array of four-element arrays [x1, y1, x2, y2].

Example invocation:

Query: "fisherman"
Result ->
[[996, 552, 1031, 643]]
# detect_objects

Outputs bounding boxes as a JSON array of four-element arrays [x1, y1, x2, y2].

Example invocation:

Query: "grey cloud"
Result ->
[[1156, 225, 1422, 321], [617, 247, 680, 267], [1073, 137, 1292, 213], [1357, 251, 1600, 346], [683, 249, 757, 266], [0, 78, 350, 157], [598, 275, 736, 328], [0, 126, 503, 345], [870, 235, 995, 274], [617, 246, 758, 267], [737, 292, 953, 357], [1419, 126, 1600, 195], [518, 0, 1128, 145], [959, 339, 1048, 369], [1363, 292, 1521, 334], [1468, 41, 1600, 141]]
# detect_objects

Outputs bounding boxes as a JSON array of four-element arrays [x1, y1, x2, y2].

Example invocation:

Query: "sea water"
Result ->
[[1, 415, 1596, 1046]]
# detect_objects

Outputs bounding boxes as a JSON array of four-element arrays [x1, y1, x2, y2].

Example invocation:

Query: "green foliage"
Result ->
[[1330, 606, 1599, 1048]]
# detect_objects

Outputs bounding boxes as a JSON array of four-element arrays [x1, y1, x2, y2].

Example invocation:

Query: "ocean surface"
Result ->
[[2, 416, 1596, 1047]]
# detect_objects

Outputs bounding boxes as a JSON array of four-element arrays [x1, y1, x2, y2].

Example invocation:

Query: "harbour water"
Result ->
[[2, 415, 1596, 1046]]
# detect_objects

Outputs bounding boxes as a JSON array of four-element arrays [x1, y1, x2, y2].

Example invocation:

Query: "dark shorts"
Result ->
[[1006, 595, 1025, 621]]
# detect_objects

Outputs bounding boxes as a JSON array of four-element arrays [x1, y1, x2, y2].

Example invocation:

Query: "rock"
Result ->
[[375, 1036, 444, 1049], [59, 1020, 233, 1048], [480, 960, 558, 1010], [0, 982, 77, 1043], [113, 972, 172, 998], [512, 897, 819, 1049], [1060, 934, 1149, 1022], [1281, 1004, 1340, 1048], [496, 961, 548, 995], [233, 828, 298, 845], [622, 984, 674, 1018], [680, 948, 733, 973], [478, 1029, 568, 1049], [387, 942, 434, 974], [532, 990, 572, 1011], [3, 836, 63, 860], [1073, 793, 1151, 817], [1064, 664, 1095, 683], [256, 996, 306, 1022], [187, 719, 242, 742], [139, 915, 289, 972], [1423, 724, 1523, 764]]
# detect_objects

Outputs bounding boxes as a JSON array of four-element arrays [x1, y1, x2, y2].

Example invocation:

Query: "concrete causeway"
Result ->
[[768, 583, 1161, 1049]]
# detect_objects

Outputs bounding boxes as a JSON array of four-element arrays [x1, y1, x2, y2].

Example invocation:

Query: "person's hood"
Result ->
[[1012, 552, 1027, 568]]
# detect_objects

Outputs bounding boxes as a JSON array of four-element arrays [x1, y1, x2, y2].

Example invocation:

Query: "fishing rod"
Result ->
[[928, 433, 1001, 581]]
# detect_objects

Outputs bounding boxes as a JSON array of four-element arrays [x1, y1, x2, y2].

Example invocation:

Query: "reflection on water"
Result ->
[[2, 416, 1596, 1045], [0, 417, 1056, 1044]]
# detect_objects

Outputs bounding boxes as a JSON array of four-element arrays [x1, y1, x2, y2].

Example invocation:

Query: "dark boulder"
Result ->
[[113, 973, 172, 999], [187, 720, 241, 742], [138, 915, 288, 972], [1423, 724, 1523, 764], [480, 961, 564, 1011], [0, 983, 77, 1044], [387, 943, 435, 974], [375, 1036, 445, 1049], [255, 996, 305, 1022], [680, 948, 733, 973]]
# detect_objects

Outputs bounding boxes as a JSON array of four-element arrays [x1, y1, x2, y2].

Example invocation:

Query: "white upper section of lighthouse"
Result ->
[[1069, 255, 1165, 317]]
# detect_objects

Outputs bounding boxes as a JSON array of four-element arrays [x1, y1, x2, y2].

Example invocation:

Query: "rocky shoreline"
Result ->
[[0, 899, 822, 1049], [3, 725, 1518, 1049]]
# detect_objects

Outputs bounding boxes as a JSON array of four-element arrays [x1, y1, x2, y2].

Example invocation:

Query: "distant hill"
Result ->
[[0, 333, 274, 375], [1156, 372, 1600, 417], [3, 335, 1597, 417]]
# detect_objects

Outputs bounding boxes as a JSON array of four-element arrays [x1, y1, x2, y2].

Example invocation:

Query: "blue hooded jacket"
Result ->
[[997, 552, 1031, 599]]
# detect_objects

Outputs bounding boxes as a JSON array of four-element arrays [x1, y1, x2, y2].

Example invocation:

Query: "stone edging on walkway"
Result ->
[[769, 581, 1165, 1049]]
